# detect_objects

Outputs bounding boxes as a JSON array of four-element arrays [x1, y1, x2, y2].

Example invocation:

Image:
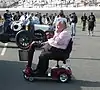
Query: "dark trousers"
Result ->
[[88, 22, 94, 31], [82, 21, 86, 31], [27, 43, 67, 74], [4, 20, 11, 33]]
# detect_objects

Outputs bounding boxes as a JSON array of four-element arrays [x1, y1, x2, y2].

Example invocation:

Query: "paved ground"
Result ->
[[0, 22, 100, 90]]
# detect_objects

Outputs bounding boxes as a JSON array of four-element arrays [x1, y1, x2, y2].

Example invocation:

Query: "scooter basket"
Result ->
[[19, 49, 28, 61]]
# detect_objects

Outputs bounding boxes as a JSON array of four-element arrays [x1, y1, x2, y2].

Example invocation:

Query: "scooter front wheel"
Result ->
[[23, 74, 34, 82], [28, 76, 34, 82], [23, 74, 29, 81]]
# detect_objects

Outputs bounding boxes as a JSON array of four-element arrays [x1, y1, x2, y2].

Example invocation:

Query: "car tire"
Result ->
[[34, 29, 47, 42], [15, 30, 33, 50]]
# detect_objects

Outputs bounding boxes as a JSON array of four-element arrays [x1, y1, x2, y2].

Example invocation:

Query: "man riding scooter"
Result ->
[[23, 20, 72, 76]]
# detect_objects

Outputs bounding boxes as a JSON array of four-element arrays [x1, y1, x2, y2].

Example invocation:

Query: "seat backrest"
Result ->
[[65, 38, 73, 54], [63, 38, 73, 64]]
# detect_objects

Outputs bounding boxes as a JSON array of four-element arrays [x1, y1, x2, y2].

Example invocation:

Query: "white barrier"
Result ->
[[0, 7, 100, 11]]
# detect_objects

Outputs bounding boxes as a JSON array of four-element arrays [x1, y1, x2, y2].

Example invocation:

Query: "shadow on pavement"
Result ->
[[0, 45, 18, 49], [70, 57, 100, 61], [0, 60, 100, 90], [92, 35, 100, 37]]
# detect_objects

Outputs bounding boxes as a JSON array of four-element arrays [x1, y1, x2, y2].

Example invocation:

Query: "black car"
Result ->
[[0, 20, 54, 49], [0, 20, 24, 43]]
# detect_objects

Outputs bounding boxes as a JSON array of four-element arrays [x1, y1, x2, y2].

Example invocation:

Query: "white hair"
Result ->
[[56, 20, 67, 28]]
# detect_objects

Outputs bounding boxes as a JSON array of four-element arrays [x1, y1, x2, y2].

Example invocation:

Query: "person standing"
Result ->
[[87, 12, 96, 36], [3, 10, 12, 33], [70, 12, 78, 36], [81, 13, 87, 31], [13, 11, 21, 21], [53, 10, 67, 26]]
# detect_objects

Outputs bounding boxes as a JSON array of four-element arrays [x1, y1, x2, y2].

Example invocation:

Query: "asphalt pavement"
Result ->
[[0, 22, 100, 90]]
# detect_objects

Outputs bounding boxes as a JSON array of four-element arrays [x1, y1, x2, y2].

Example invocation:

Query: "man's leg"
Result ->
[[27, 44, 35, 67], [88, 24, 91, 35], [24, 43, 35, 76], [71, 23, 73, 36], [34, 43, 54, 75], [36, 53, 50, 74], [83, 22, 86, 31], [91, 26, 94, 36], [4, 21, 8, 33], [33, 44, 54, 75], [73, 23, 76, 36]]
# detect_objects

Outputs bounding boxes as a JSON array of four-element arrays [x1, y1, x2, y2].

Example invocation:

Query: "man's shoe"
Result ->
[[33, 70, 46, 76], [23, 66, 32, 76]]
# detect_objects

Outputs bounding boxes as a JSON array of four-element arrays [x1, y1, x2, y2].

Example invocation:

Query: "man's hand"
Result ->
[[41, 41, 48, 45], [94, 22, 96, 27]]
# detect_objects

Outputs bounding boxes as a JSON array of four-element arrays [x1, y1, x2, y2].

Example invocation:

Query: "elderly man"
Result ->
[[24, 20, 72, 76]]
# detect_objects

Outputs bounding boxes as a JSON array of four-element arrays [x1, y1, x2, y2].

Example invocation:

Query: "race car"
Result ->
[[0, 20, 54, 48], [16, 23, 54, 49], [0, 20, 24, 43]]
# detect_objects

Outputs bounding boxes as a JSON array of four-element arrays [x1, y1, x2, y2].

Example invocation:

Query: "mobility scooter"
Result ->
[[19, 38, 73, 83]]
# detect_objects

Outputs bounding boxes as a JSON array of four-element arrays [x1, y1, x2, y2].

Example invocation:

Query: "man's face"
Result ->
[[83, 13, 86, 16], [6, 10, 9, 13], [56, 21, 65, 32], [91, 13, 93, 15]]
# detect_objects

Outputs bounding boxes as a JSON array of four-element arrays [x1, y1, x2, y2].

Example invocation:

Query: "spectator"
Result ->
[[53, 10, 67, 26], [42, 15, 48, 24], [32, 14, 40, 24], [87, 12, 96, 36], [70, 12, 78, 36], [3, 10, 12, 33], [13, 11, 21, 21], [81, 13, 87, 31]]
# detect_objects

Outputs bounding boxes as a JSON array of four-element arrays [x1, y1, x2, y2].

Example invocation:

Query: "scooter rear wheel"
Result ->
[[58, 73, 70, 83]]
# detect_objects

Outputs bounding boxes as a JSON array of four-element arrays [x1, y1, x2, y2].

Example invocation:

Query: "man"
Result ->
[[81, 13, 87, 31], [4, 10, 12, 21], [3, 10, 12, 33], [42, 15, 48, 25], [13, 11, 21, 21], [70, 12, 78, 36], [23, 20, 72, 76], [19, 12, 28, 22], [88, 12, 96, 36], [32, 13, 40, 24], [53, 11, 67, 26]]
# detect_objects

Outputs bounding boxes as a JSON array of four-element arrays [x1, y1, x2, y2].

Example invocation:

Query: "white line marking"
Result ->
[[1, 43, 8, 56]]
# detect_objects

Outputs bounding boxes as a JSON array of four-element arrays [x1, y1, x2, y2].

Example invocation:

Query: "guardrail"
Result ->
[[0, 6, 100, 11]]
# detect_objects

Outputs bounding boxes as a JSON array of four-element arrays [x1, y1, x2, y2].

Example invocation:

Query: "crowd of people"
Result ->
[[0, 9, 96, 36], [81, 12, 96, 36]]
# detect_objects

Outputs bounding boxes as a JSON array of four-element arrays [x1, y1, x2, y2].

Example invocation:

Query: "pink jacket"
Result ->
[[48, 29, 71, 49]]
